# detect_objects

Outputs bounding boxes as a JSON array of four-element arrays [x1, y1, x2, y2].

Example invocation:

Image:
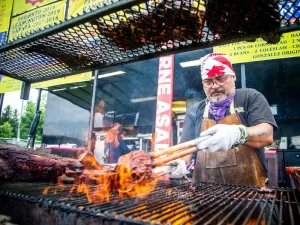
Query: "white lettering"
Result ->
[[156, 114, 170, 127], [157, 83, 171, 95], [156, 100, 170, 115], [159, 56, 173, 70], [158, 69, 171, 83], [155, 127, 169, 143]]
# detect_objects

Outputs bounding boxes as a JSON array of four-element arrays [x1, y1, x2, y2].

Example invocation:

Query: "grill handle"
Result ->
[[152, 146, 198, 167], [148, 136, 210, 159], [148, 140, 196, 159]]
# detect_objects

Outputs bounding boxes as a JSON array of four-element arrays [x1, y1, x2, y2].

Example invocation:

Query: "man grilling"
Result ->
[[104, 123, 130, 164], [176, 53, 277, 186]]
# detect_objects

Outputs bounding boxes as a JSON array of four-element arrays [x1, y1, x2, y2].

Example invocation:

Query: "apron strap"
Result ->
[[203, 102, 210, 119], [203, 100, 235, 119], [229, 100, 235, 114]]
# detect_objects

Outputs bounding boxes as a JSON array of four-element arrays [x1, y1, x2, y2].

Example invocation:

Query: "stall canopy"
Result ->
[[46, 58, 159, 112], [0, 0, 299, 83]]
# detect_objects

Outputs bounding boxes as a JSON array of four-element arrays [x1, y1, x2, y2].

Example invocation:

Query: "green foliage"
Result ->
[[0, 122, 13, 138], [0, 93, 46, 140], [0, 105, 13, 125], [20, 100, 36, 139], [0, 105, 19, 138], [11, 109, 19, 137]]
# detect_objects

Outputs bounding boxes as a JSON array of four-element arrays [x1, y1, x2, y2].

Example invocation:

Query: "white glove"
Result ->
[[197, 124, 243, 152], [168, 159, 189, 179]]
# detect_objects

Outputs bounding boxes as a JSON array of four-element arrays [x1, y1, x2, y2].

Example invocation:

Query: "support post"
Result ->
[[88, 70, 99, 152], [241, 64, 246, 88], [0, 94, 4, 116], [20, 81, 31, 100], [31, 89, 42, 148]]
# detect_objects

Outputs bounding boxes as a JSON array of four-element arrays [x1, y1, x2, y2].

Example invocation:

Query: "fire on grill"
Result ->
[[1, 181, 300, 225], [0, 135, 203, 200], [0, 142, 162, 202]]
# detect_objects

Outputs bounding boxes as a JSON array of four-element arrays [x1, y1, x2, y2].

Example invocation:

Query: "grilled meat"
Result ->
[[115, 150, 153, 183], [0, 142, 80, 182]]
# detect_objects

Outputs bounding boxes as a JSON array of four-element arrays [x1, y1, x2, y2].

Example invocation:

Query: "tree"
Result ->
[[20, 96, 46, 141], [20, 100, 36, 139], [0, 122, 13, 138], [10, 109, 19, 138], [0, 105, 13, 125]]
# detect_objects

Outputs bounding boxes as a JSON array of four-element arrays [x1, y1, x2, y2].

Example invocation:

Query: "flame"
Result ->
[[69, 184, 76, 193], [42, 148, 158, 205], [73, 150, 158, 203], [42, 186, 50, 195], [116, 164, 157, 198], [172, 215, 193, 225]]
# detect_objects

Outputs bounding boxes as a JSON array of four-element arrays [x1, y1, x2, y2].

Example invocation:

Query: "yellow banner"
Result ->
[[0, 76, 22, 93], [0, 72, 92, 93], [68, 0, 120, 19], [8, 1, 65, 42], [0, 0, 13, 45], [214, 31, 300, 64], [32, 72, 92, 88], [67, 0, 205, 21], [12, 0, 61, 16]]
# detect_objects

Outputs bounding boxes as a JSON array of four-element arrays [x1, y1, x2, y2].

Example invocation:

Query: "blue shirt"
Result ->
[[104, 136, 130, 163]]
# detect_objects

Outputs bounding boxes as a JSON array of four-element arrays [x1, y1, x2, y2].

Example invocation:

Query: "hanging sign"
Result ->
[[8, 1, 65, 41], [12, 0, 61, 16], [68, 0, 119, 19], [0, 72, 92, 93], [154, 55, 174, 151], [0, 0, 13, 45], [214, 31, 300, 64]]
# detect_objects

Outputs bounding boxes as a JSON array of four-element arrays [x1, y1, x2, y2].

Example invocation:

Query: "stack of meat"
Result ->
[[205, 0, 281, 43], [95, 0, 205, 51], [0, 143, 155, 195], [0, 143, 80, 182]]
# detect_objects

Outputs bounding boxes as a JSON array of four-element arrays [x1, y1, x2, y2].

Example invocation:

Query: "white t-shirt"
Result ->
[[94, 112, 104, 128]]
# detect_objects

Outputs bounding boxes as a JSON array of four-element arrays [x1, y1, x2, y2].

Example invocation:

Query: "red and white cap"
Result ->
[[199, 53, 235, 80]]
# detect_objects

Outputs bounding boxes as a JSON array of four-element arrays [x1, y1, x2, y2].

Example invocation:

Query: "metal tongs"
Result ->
[[148, 135, 211, 168]]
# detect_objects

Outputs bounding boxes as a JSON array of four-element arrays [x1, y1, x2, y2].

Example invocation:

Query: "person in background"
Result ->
[[174, 53, 277, 186], [94, 100, 105, 128], [104, 123, 130, 164]]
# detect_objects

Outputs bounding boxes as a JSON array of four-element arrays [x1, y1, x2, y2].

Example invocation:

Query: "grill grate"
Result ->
[[1, 181, 300, 224], [0, 0, 299, 82]]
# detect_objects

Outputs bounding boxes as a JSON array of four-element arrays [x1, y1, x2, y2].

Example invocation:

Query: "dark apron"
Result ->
[[193, 101, 267, 186]]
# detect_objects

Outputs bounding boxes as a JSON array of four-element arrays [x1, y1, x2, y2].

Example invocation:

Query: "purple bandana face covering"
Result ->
[[206, 92, 236, 122]]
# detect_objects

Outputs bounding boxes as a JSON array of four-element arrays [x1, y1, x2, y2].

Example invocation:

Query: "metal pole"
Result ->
[[88, 70, 99, 152], [17, 100, 24, 142], [0, 93, 4, 116], [31, 89, 42, 148], [241, 64, 246, 88], [139, 137, 143, 152]]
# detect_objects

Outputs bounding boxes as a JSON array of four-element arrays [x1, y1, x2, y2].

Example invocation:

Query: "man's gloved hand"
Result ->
[[168, 159, 189, 179], [196, 124, 248, 152]]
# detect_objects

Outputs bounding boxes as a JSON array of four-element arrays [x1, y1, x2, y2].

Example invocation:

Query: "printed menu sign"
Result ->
[[214, 31, 300, 64], [0, 0, 13, 45], [8, 1, 65, 41]]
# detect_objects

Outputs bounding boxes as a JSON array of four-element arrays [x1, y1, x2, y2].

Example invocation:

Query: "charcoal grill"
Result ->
[[0, 181, 299, 225]]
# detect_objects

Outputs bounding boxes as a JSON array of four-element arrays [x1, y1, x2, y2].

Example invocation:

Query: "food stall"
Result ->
[[1, 0, 300, 224]]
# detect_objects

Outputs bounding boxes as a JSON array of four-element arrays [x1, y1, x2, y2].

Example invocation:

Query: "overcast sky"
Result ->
[[2, 89, 44, 113]]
